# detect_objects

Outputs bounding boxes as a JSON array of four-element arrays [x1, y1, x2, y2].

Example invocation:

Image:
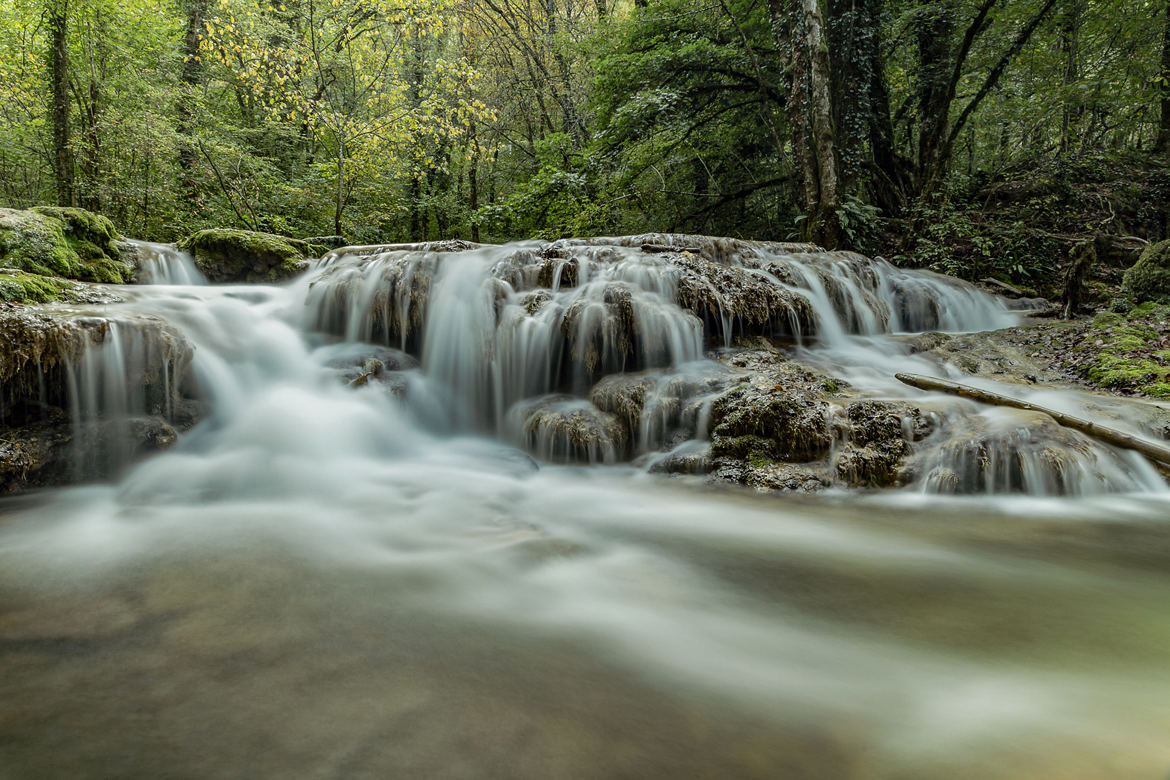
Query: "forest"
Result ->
[[1, 0, 1167, 283]]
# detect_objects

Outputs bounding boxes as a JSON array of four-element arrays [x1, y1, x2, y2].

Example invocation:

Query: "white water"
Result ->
[[2, 237, 1169, 777]]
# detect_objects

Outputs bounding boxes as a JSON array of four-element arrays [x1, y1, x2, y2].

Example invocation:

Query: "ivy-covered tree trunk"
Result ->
[[770, 0, 842, 249], [1159, 0, 1170, 153], [914, 1, 954, 195], [1058, 3, 1080, 156], [48, 0, 75, 207], [801, 0, 841, 248]]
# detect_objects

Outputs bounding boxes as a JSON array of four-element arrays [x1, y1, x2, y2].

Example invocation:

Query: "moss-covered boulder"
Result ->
[[177, 228, 312, 283], [1122, 240, 1170, 305], [0, 269, 72, 304], [0, 206, 128, 284]]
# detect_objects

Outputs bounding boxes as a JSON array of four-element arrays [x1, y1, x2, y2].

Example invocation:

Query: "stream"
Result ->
[[1, 238, 1168, 778]]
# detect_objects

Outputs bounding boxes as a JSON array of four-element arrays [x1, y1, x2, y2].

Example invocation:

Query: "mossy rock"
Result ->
[[0, 269, 71, 304], [0, 207, 129, 284], [177, 228, 312, 283], [709, 385, 831, 463], [1122, 239, 1170, 305]]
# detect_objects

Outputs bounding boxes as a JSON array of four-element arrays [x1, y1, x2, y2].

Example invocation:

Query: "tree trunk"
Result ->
[[179, 0, 208, 204], [769, 0, 818, 214], [49, 0, 75, 207], [335, 136, 345, 237], [914, 1, 955, 194], [1159, 0, 1170, 153], [1058, 3, 1080, 156], [468, 117, 480, 243], [801, 0, 841, 248]]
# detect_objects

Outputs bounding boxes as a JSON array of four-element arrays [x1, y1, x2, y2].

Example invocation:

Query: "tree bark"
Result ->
[[1158, 0, 1170, 153], [801, 0, 841, 248], [49, 0, 75, 207], [179, 0, 208, 204], [894, 373, 1170, 469], [1058, 3, 1080, 156], [468, 117, 480, 243], [915, 1, 955, 191]]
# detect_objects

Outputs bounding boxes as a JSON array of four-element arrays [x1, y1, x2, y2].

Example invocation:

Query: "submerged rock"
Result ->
[[0, 412, 182, 493], [177, 228, 315, 283], [0, 206, 129, 284]]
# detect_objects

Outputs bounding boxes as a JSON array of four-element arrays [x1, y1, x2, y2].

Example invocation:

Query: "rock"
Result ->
[[177, 228, 312, 283], [831, 401, 928, 488], [1, 413, 181, 494], [708, 384, 831, 463], [0, 269, 72, 304], [509, 397, 627, 464], [1122, 239, 1170, 305], [708, 457, 827, 493], [0, 206, 129, 284], [647, 444, 713, 475]]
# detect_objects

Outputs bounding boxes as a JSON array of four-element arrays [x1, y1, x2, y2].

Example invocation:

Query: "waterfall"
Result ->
[[14, 234, 1164, 497], [131, 240, 207, 286]]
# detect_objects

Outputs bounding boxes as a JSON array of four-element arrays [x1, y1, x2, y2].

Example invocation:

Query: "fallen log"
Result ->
[[894, 372, 1170, 469], [641, 243, 703, 255]]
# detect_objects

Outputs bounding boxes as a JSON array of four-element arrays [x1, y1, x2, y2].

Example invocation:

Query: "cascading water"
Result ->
[[2, 235, 1169, 778], [130, 239, 207, 285]]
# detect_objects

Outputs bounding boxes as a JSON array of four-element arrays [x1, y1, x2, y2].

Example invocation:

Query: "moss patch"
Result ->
[[1078, 303, 1170, 397], [0, 206, 128, 284], [0, 270, 71, 304], [177, 228, 311, 283]]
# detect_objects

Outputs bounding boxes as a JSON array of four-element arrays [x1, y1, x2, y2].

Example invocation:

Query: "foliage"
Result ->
[[0, 0, 1166, 264]]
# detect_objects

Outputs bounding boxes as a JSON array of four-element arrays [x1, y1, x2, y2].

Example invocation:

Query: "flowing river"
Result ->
[[1, 238, 1168, 778]]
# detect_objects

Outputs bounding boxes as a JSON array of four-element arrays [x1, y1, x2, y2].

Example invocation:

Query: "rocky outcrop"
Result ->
[[0, 206, 129, 285], [177, 228, 316, 283], [0, 308, 201, 494]]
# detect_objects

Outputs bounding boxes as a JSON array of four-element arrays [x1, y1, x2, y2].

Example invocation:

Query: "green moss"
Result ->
[[177, 228, 310, 283], [1078, 304, 1170, 397], [0, 207, 128, 284], [0, 270, 71, 304]]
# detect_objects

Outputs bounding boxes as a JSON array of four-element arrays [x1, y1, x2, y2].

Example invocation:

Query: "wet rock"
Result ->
[[177, 228, 312, 283], [832, 400, 926, 488], [0, 413, 181, 494], [509, 397, 627, 464], [709, 384, 831, 463], [0, 206, 129, 284], [647, 444, 713, 475], [709, 457, 827, 493], [1122, 239, 1170, 305]]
